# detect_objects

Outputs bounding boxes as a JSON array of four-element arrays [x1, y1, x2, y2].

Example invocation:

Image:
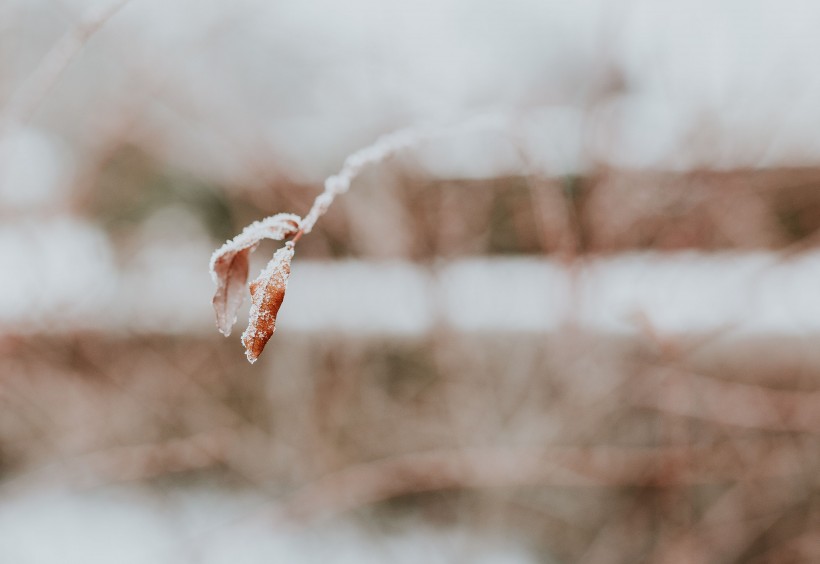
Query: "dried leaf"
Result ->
[[209, 213, 300, 336], [241, 244, 294, 363], [210, 245, 255, 335]]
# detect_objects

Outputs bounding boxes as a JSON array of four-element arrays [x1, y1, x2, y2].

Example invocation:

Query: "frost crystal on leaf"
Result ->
[[211, 115, 509, 362], [241, 243, 294, 364], [209, 213, 299, 336]]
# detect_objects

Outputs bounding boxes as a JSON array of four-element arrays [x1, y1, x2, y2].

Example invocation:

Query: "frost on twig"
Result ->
[[209, 213, 299, 336], [210, 113, 509, 363], [299, 112, 507, 235], [241, 243, 294, 364]]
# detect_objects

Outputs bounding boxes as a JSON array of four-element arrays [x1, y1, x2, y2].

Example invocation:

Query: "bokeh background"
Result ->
[[1, 0, 819, 562]]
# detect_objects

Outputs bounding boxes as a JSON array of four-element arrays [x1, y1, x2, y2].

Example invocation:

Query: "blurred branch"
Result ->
[[0, 428, 234, 493], [279, 442, 814, 524], [634, 366, 820, 434], [650, 470, 805, 563], [0, 0, 131, 127]]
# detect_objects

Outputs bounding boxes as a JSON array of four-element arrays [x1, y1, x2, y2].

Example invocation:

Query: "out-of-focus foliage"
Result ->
[[2, 0, 820, 562]]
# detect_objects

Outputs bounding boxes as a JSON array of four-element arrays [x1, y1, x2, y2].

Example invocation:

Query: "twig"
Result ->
[[297, 112, 510, 236]]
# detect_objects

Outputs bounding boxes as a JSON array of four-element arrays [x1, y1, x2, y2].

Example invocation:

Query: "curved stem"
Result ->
[[297, 112, 511, 236]]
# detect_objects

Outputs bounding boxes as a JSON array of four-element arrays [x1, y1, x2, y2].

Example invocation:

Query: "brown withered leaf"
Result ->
[[241, 244, 294, 363], [210, 245, 255, 336], [209, 213, 299, 336]]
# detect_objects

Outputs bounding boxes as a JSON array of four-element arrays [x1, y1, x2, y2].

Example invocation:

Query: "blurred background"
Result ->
[[1, 0, 820, 561]]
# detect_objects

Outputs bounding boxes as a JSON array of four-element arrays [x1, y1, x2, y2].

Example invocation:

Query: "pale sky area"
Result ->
[[2, 0, 820, 206]]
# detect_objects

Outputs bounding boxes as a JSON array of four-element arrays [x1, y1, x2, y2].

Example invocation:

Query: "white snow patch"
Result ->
[[3, 215, 820, 338], [0, 217, 116, 329], [0, 126, 72, 210], [0, 486, 541, 564]]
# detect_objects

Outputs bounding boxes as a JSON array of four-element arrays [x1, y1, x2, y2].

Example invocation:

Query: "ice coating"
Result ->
[[212, 114, 510, 361], [208, 213, 300, 281], [209, 213, 300, 336], [298, 112, 508, 234], [240, 243, 295, 363]]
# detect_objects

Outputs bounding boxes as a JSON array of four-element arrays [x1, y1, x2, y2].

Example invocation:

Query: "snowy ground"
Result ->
[[0, 485, 539, 564], [3, 217, 819, 338]]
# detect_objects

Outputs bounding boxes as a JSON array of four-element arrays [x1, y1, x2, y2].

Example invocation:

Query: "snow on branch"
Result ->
[[299, 112, 509, 234], [210, 113, 510, 363], [209, 213, 299, 337]]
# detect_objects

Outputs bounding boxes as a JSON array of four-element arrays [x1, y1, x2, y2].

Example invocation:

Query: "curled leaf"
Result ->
[[241, 244, 294, 363], [209, 213, 300, 336], [210, 246, 254, 336]]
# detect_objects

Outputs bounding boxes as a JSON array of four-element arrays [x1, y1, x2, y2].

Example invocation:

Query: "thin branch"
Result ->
[[298, 112, 509, 235], [0, 0, 131, 127]]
